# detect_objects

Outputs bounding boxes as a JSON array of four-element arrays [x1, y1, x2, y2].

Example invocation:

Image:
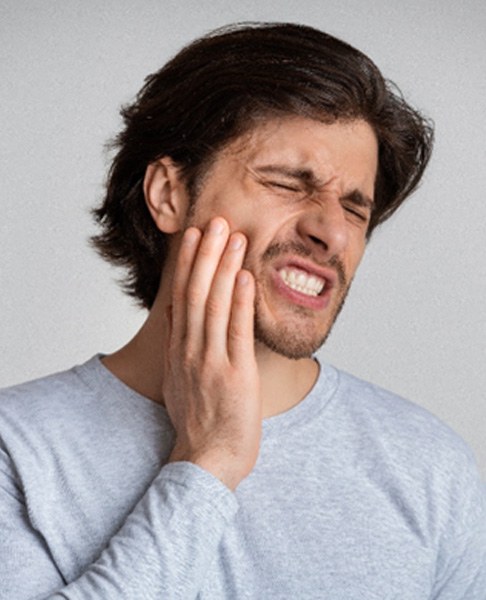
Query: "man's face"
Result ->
[[185, 116, 378, 359]]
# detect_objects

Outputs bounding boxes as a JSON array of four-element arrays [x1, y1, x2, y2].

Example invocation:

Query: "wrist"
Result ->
[[168, 447, 245, 491]]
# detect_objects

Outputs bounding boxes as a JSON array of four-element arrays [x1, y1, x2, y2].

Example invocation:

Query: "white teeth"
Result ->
[[296, 273, 307, 286], [278, 268, 325, 297]]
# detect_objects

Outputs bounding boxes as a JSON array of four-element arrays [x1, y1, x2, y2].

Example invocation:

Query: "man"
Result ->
[[1, 22, 485, 599]]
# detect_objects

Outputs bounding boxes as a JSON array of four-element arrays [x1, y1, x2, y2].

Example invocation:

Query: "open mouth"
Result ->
[[269, 256, 337, 310], [278, 267, 325, 297]]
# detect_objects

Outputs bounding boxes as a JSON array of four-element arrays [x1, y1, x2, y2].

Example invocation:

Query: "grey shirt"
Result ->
[[0, 355, 485, 599]]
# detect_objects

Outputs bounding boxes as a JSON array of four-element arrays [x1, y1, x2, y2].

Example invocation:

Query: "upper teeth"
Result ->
[[278, 268, 325, 296]]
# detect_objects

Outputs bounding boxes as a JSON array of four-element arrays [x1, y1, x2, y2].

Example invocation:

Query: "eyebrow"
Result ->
[[253, 164, 323, 187], [253, 164, 374, 210]]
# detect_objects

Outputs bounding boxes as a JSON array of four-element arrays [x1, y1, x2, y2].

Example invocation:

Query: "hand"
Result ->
[[163, 217, 261, 491]]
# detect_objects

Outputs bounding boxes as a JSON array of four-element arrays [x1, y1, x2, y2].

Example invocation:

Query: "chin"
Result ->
[[253, 286, 348, 360], [253, 313, 333, 360]]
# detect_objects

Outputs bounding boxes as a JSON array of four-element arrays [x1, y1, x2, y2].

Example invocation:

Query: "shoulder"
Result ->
[[0, 358, 101, 421], [332, 366, 476, 471], [330, 366, 486, 543], [0, 356, 171, 456], [327, 365, 484, 521], [0, 361, 93, 407], [0, 358, 173, 513], [0, 359, 102, 452]]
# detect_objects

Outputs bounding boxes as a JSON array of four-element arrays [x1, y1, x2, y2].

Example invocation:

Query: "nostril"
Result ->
[[309, 235, 327, 249]]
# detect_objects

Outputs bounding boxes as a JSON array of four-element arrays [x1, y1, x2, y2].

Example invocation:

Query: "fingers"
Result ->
[[170, 226, 202, 350], [171, 219, 230, 350], [183, 218, 232, 356], [227, 270, 255, 365], [170, 217, 254, 363], [204, 232, 247, 356]]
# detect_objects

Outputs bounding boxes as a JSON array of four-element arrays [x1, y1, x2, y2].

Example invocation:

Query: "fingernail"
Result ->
[[237, 271, 250, 286], [229, 234, 244, 251], [183, 228, 200, 244], [209, 218, 225, 235]]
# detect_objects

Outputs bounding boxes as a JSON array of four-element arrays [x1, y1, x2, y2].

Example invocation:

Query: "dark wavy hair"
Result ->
[[91, 22, 434, 309]]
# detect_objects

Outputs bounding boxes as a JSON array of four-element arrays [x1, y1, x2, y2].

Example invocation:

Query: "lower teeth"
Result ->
[[286, 282, 318, 296]]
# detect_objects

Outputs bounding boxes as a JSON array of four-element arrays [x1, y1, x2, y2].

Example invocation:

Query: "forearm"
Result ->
[[1, 462, 237, 600]]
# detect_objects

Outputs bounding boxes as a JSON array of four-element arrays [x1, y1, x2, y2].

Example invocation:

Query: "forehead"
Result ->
[[217, 115, 378, 195]]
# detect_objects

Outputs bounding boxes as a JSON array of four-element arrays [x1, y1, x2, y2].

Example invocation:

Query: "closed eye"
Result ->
[[343, 205, 369, 222], [266, 181, 301, 192]]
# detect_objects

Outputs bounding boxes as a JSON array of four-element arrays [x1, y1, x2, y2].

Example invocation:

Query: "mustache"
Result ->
[[261, 241, 347, 288]]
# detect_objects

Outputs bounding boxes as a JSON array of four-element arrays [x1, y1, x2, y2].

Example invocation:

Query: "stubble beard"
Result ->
[[253, 282, 350, 360], [250, 241, 351, 360]]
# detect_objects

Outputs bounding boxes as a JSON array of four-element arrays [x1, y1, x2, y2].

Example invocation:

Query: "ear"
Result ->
[[143, 157, 189, 234]]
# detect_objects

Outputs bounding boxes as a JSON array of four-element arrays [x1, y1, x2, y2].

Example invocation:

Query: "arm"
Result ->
[[0, 218, 261, 599], [0, 450, 237, 599], [431, 465, 486, 599]]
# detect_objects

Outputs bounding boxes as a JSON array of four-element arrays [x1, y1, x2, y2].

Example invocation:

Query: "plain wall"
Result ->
[[1, 0, 485, 478]]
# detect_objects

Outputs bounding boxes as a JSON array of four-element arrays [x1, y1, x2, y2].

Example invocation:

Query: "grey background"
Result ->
[[1, 1, 485, 478]]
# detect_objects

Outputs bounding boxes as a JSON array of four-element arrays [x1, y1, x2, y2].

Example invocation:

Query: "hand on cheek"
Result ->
[[163, 217, 262, 491]]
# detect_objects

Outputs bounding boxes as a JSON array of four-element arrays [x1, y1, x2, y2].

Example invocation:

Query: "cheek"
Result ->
[[194, 186, 300, 253], [194, 189, 254, 230], [213, 199, 277, 241], [346, 241, 367, 275]]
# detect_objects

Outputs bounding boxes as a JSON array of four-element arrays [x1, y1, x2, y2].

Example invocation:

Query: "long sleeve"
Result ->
[[2, 358, 485, 599], [0, 450, 238, 600], [431, 463, 486, 600]]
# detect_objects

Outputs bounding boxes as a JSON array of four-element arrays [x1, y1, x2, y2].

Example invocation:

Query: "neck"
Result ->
[[102, 293, 319, 419]]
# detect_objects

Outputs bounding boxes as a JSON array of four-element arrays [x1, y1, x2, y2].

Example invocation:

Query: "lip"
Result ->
[[270, 256, 338, 310]]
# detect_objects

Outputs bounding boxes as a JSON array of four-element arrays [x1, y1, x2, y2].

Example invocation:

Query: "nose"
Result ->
[[296, 196, 348, 259]]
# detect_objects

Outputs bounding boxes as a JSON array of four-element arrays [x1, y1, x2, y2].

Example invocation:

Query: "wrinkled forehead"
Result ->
[[217, 115, 379, 195]]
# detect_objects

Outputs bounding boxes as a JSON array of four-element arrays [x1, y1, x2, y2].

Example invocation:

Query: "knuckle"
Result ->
[[205, 296, 224, 318], [186, 287, 203, 308], [228, 322, 245, 341], [200, 350, 229, 379], [232, 293, 245, 308], [197, 241, 217, 258], [199, 359, 216, 381], [181, 346, 198, 370]]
